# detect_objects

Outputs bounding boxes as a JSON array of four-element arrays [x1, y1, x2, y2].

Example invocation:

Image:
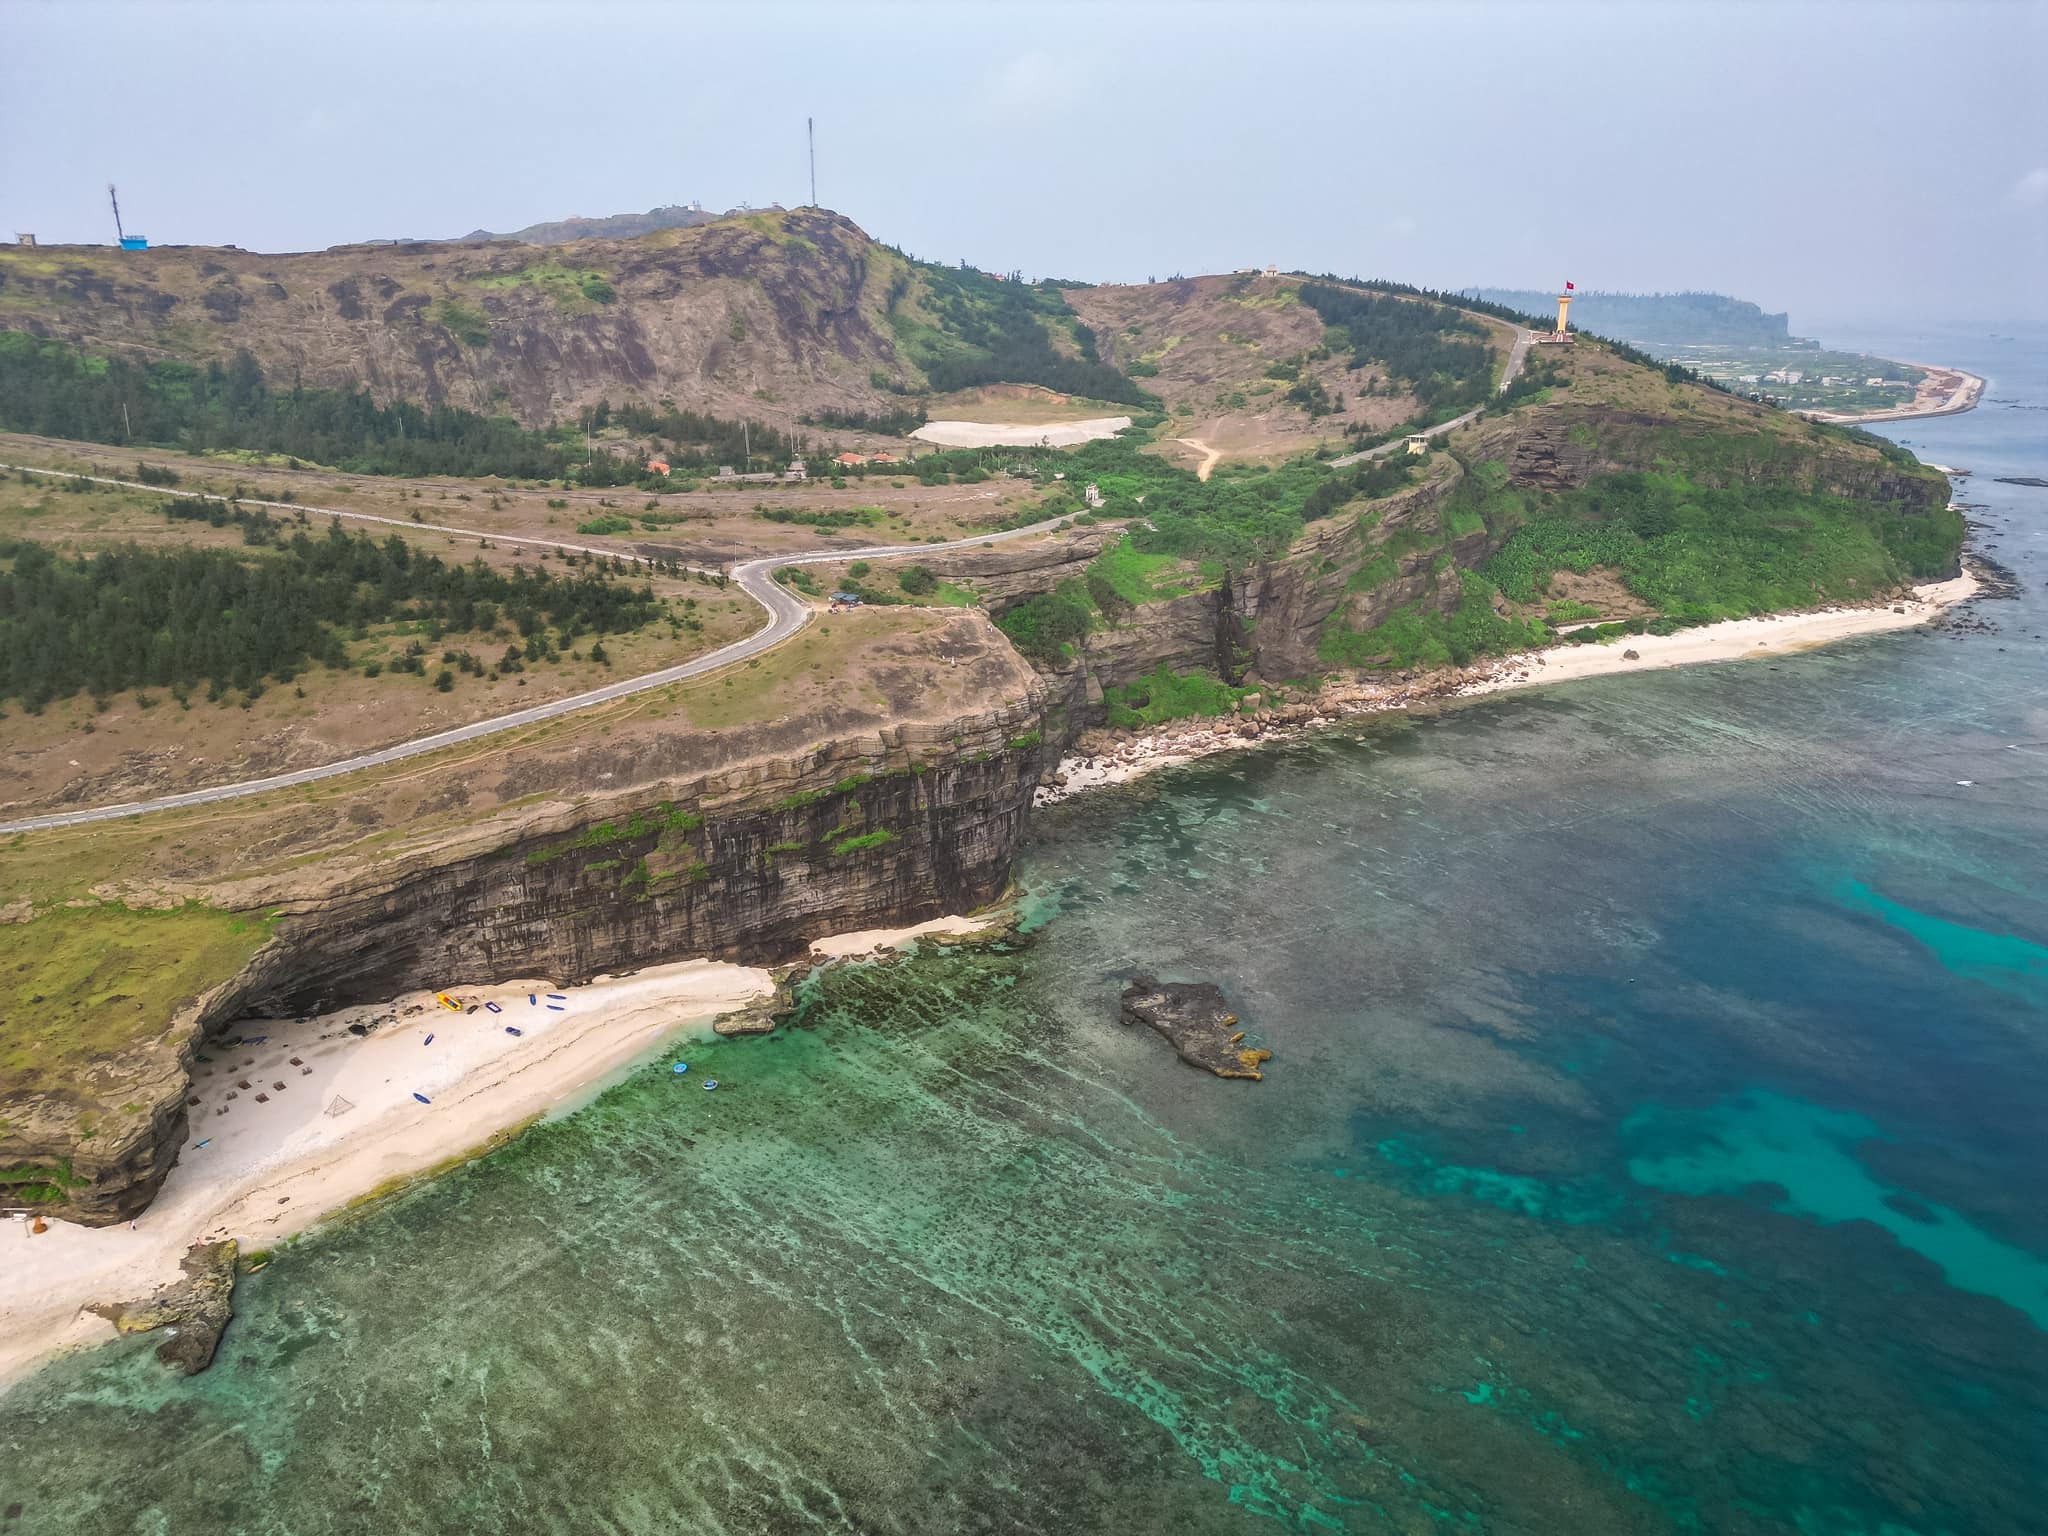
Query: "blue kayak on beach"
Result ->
[[413, 1092, 431, 1105]]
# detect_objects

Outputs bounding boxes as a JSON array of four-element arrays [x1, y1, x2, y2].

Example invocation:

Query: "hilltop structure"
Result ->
[[1536, 281, 1577, 345]]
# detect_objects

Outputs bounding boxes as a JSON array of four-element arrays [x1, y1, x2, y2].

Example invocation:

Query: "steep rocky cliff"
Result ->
[[232, 698, 1046, 1018], [12, 698, 1046, 1224], [4, 614, 1054, 1225]]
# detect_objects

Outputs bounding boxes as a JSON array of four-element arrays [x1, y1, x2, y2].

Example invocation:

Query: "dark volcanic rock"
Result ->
[[89, 1239, 238, 1374], [1119, 975, 1270, 1080]]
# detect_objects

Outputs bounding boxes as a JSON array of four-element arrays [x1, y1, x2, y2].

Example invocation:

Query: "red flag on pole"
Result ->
[[1565, 281, 1575, 291]]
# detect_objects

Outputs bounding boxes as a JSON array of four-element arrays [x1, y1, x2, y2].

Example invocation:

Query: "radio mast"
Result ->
[[808, 117, 817, 208]]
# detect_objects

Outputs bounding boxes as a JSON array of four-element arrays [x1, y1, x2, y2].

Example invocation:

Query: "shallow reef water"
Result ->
[[2, 328, 2045, 1534]]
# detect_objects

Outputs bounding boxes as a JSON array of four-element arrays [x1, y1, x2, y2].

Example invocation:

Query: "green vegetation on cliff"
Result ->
[[1321, 569, 1548, 670], [1318, 456, 1959, 672], [0, 902, 272, 1099], [1102, 666, 1251, 729], [1480, 470, 1961, 622]]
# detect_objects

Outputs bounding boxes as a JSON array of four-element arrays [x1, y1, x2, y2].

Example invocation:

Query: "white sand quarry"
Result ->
[[911, 416, 1131, 448]]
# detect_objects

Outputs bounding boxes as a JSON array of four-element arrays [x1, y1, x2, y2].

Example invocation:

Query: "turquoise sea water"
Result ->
[[3, 326, 2044, 1533]]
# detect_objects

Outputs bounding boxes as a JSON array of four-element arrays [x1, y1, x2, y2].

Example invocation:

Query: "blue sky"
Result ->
[[5, 0, 2044, 329]]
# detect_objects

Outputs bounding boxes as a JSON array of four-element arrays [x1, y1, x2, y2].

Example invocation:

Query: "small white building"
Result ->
[[1404, 435, 1430, 455]]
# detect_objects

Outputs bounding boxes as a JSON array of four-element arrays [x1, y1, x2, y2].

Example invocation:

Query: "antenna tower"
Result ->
[[108, 183, 126, 244], [807, 117, 817, 207]]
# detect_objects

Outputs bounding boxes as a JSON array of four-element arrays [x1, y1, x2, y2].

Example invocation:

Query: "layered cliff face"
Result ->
[[232, 702, 1046, 1018], [10, 697, 1047, 1225], [1226, 471, 1475, 684], [3, 611, 1053, 1224]]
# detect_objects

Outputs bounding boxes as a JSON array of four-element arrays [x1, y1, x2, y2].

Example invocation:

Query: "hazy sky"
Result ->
[[5, 0, 2044, 331]]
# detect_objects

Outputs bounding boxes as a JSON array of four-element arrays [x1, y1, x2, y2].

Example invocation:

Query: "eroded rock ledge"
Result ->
[[87, 1239, 238, 1375]]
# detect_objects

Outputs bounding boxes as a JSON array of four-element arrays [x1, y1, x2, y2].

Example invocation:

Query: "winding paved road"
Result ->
[[2, 328, 1533, 837], [1328, 325, 1535, 468], [0, 465, 1077, 835]]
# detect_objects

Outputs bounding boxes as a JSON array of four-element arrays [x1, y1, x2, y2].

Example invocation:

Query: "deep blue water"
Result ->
[[0, 325, 2042, 1534]]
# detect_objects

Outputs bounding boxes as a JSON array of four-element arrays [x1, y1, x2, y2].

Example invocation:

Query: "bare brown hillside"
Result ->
[[1067, 271, 1495, 460], [0, 209, 923, 428]]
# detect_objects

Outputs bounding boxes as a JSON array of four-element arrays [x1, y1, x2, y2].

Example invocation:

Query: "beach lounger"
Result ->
[[505, 1026, 523, 1037], [485, 1001, 503, 1014]]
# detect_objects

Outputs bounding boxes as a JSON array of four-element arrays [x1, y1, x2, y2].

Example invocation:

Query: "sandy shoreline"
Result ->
[[0, 910, 1016, 1390], [2, 960, 774, 1386], [1797, 362, 1985, 425], [0, 567, 1978, 1389], [1037, 570, 1980, 805]]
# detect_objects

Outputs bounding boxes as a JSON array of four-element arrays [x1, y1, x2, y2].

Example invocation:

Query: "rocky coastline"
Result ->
[[1036, 574, 1978, 807]]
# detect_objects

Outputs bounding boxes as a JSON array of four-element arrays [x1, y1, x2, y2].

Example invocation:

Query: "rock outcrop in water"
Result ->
[[1120, 976, 1270, 1080], [88, 1239, 239, 1374]]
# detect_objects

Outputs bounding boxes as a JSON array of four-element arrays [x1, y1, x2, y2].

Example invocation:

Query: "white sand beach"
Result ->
[[808, 914, 997, 958], [1038, 572, 1979, 804], [0, 958, 773, 1388], [1461, 571, 1979, 694]]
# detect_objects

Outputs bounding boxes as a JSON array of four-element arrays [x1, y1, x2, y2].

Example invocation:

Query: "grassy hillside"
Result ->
[[968, 327, 1953, 693]]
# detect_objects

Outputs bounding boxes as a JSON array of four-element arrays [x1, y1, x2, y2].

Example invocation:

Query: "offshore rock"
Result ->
[[88, 1239, 238, 1375], [1119, 975, 1270, 1080]]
